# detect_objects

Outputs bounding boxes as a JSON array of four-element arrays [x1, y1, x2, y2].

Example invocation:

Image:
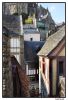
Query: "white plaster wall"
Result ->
[[24, 33, 40, 41], [39, 56, 42, 94], [10, 37, 21, 64], [43, 57, 50, 94], [39, 56, 50, 94]]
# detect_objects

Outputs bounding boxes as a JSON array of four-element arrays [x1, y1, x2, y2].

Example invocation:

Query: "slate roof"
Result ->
[[38, 25, 65, 56], [3, 26, 9, 36], [23, 28, 40, 34], [3, 15, 22, 35], [3, 26, 21, 38], [24, 41, 45, 62]]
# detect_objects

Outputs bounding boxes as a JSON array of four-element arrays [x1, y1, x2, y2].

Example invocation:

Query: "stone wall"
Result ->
[[2, 28, 13, 97], [2, 3, 28, 15]]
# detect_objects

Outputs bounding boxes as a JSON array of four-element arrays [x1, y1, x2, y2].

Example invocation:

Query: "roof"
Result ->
[[38, 25, 65, 56], [24, 41, 44, 62], [3, 26, 21, 38], [2, 15, 22, 35], [23, 28, 40, 34], [3, 26, 9, 36], [23, 24, 35, 29], [11, 56, 30, 97]]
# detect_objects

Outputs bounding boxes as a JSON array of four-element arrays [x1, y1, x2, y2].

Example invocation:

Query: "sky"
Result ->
[[38, 3, 65, 24]]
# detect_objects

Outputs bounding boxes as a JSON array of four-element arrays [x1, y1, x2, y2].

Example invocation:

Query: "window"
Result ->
[[10, 38, 20, 48], [10, 48, 20, 52], [42, 63, 45, 74], [16, 39, 20, 47], [28, 69, 35, 75], [10, 38, 20, 55], [13, 39, 17, 47], [59, 61, 64, 76], [3, 84, 6, 91], [30, 38, 33, 41], [10, 38, 14, 47], [42, 57, 45, 74]]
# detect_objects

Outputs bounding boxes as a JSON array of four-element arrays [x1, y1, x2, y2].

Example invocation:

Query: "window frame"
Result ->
[[57, 56, 65, 77]]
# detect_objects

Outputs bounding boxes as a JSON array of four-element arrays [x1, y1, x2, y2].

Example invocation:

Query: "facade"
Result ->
[[10, 34, 24, 68], [23, 16, 40, 41], [2, 27, 29, 97], [38, 25, 65, 97], [2, 27, 13, 97], [3, 15, 24, 68], [2, 14, 28, 97], [24, 28, 40, 41], [3, 28, 29, 98]]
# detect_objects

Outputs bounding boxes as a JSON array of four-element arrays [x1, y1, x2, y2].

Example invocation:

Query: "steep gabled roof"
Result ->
[[11, 56, 30, 97], [38, 25, 65, 56]]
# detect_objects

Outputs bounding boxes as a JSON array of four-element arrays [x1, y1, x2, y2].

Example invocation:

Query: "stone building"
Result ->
[[2, 14, 30, 97], [2, 27, 13, 97], [38, 25, 65, 97], [24, 28, 40, 41], [3, 15, 24, 68], [2, 2, 28, 15], [23, 15, 41, 41]]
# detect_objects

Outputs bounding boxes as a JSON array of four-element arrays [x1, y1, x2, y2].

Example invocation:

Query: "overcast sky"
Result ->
[[38, 3, 65, 24]]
